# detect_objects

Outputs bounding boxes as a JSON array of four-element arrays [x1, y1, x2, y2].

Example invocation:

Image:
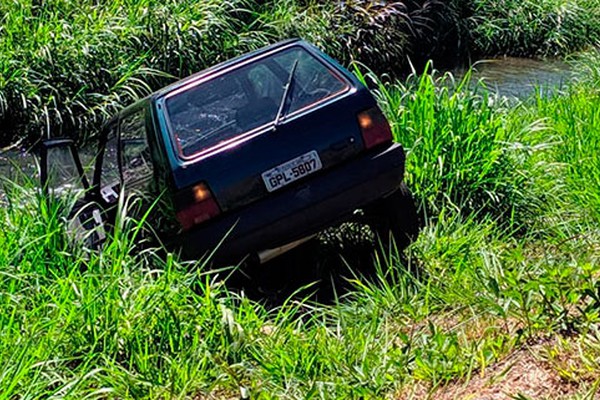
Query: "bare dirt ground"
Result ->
[[400, 338, 598, 400]]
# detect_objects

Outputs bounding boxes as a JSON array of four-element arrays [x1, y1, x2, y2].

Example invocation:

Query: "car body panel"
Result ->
[[175, 143, 405, 263], [40, 39, 409, 264], [163, 92, 373, 212], [151, 41, 375, 213]]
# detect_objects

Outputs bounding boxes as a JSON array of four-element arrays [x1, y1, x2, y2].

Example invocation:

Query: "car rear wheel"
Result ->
[[364, 182, 420, 254]]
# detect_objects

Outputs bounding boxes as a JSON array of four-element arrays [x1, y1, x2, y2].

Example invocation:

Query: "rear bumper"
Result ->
[[178, 143, 406, 263]]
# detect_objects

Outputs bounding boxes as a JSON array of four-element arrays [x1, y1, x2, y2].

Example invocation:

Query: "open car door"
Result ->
[[40, 138, 106, 249]]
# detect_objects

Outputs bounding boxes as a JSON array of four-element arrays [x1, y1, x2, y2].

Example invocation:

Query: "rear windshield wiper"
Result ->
[[273, 59, 299, 129]]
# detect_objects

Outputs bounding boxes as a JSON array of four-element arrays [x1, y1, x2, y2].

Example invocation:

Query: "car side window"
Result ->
[[119, 110, 153, 192], [100, 123, 120, 203]]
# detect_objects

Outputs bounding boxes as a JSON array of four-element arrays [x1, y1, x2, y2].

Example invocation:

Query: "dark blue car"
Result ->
[[41, 39, 418, 264]]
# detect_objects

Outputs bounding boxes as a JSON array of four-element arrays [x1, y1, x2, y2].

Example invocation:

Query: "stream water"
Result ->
[[455, 56, 574, 99]]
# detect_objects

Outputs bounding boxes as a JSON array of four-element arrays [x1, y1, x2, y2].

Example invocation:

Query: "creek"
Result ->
[[454, 56, 574, 99]]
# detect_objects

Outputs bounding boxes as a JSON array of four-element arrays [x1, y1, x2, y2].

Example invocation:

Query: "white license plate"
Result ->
[[262, 150, 322, 192]]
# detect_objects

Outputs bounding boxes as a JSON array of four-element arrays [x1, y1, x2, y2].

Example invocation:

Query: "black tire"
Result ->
[[364, 182, 420, 253]]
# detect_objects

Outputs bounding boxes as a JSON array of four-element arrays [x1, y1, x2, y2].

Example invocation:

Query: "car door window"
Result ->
[[119, 110, 153, 194], [100, 124, 120, 203], [42, 142, 88, 198]]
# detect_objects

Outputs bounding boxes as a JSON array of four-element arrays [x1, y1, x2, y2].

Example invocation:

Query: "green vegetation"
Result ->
[[2, 48, 600, 398], [468, 0, 600, 57], [2, 0, 600, 397], [2, 0, 600, 146]]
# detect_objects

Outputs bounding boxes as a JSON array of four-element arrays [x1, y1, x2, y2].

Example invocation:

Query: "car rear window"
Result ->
[[165, 46, 350, 158]]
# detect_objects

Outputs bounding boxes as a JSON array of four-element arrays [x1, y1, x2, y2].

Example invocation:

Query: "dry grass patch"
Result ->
[[542, 329, 600, 384], [399, 335, 600, 400]]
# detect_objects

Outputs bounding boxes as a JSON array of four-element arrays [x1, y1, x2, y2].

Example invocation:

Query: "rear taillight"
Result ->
[[358, 107, 393, 149], [174, 182, 221, 230]]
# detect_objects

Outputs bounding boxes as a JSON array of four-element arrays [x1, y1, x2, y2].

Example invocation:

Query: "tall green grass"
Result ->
[[3, 0, 600, 148], [359, 49, 600, 233], [519, 53, 600, 233], [0, 0, 272, 145], [357, 66, 542, 229], [3, 194, 596, 398], [0, 184, 264, 398], [468, 0, 600, 57], [2, 51, 600, 397]]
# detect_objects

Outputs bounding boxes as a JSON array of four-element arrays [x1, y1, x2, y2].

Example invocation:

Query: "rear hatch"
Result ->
[[161, 43, 388, 229]]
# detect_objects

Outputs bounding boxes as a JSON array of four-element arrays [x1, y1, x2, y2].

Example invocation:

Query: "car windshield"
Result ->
[[165, 46, 349, 158]]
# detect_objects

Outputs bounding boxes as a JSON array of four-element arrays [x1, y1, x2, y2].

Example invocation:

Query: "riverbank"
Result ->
[[1, 0, 600, 146], [1, 46, 599, 398]]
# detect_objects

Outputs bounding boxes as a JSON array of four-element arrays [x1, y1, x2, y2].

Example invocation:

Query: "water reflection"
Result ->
[[0, 150, 38, 181], [455, 57, 573, 99], [0, 150, 38, 205]]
